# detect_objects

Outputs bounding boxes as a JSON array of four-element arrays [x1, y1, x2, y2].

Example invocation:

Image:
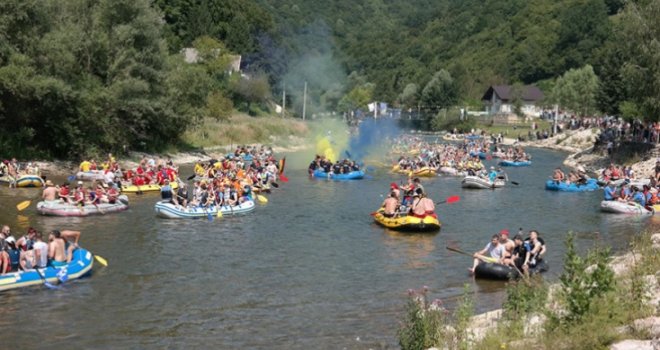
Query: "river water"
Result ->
[[0, 148, 655, 349]]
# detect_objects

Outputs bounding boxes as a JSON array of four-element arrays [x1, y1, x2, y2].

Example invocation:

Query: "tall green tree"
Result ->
[[618, 0, 660, 121], [552, 65, 600, 117], [421, 69, 458, 113]]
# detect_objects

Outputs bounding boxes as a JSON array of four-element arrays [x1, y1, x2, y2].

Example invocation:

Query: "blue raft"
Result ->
[[312, 169, 365, 180], [0, 248, 94, 292], [470, 151, 488, 160], [545, 178, 599, 192], [499, 160, 532, 167]]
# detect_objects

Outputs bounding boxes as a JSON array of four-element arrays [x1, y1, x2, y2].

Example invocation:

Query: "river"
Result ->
[[0, 148, 655, 349]]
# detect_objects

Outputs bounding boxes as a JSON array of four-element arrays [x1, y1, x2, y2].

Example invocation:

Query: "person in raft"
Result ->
[[409, 188, 436, 218], [380, 191, 399, 217], [469, 233, 504, 274]]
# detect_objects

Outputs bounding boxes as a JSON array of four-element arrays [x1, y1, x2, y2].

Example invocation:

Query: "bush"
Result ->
[[553, 233, 615, 327], [503, 276, 548, 321]]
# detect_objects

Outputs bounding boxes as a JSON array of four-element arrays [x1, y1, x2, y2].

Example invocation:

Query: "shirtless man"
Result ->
[[381, 192, 399, 217], [499, 230, 516, 266], [552, 167, 565, 183], [410, 189, 435, 217], [42, 180, 58, 202], [48, 230, 79, 267]]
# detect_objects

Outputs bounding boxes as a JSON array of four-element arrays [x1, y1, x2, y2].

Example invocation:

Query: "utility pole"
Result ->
[[374, 101, 377, 119], [553, 104, 559, 136], [302, 81, 307, 121], [282, 82, 286, 118]]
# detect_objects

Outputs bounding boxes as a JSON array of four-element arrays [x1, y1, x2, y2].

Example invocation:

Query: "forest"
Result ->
[[1, 0, 658, 158]]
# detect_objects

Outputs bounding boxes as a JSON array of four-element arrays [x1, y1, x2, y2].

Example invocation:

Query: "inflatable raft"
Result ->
[[36, 195, 129, 216], [438, 167, 466, 177], [461, 176, 506, 189], [409, 167, 436, 177], [474, 260, 549, 281], [469, 151, 488, 160], [545, 178, 599, 192], [498, 160, 532, 167], [154, 200, 256, 219], [312, 169, 365, 180], [492, 151, 506, 159], [76, 170, 105, 181], [599, 200, 660, 215], [16, 174, 44, 188], [0, 247, 94, 291], [372, 210, 441, 232], [121, 181, 179, 194]]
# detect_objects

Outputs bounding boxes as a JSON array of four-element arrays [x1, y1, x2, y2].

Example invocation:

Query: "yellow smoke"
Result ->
[[289, 119, 349, 169]]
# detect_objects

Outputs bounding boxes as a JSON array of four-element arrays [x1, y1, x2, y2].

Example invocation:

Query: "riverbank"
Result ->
[[412, 232, 660, 350], [31, 114, 311, 177]]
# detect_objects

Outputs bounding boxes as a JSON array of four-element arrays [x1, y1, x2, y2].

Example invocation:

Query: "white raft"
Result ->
[[599, 200, 659, 215], [154, 200, 256, 219], [438, 167, 466, 177], [76, 170, 105, 181], [36, 195, 129, 216], [461, 176, 506, 189]]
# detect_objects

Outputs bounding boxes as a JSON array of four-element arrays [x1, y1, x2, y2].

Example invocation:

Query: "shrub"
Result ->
[[503, 276, 548, 321], [554, 233, 615, 327]]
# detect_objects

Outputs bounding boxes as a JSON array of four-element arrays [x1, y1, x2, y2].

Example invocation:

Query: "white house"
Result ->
[[482, 85, 544, 117]]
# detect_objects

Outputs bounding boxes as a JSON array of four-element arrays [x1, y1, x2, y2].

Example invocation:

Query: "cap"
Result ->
[[499, 229, 510, 236], [5, 236, 15, 244], [390, 182, 399, 189]]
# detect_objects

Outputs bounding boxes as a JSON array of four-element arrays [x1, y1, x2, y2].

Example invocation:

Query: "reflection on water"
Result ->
[[381, 229, 438, 269], [0, 147, 656, 349]]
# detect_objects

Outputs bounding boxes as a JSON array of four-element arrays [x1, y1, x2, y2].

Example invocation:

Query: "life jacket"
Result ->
[[8, 248, 20, 269]]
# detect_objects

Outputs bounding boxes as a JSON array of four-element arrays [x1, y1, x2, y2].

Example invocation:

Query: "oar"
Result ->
[[67, 175, 76, 182], [446, 246, 498, 263], [511, 181, 519, 186], [436, 195, 460, 205], [34, 267, 60, 290], [257, 194, 268, 204], [279, 174, 289, 183], [187, 174, 196, 181], [271, 182, 279, 188], [94, 255, 108, 267], [16, 200, 31, 211]]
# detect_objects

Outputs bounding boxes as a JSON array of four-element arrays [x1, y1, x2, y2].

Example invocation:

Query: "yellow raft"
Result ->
[[372, 210, 441, 232], [121, 181, 178, 194], [16, 174, 45, 188], [409, 167, 437, 177], [391, 166, 437, 177]]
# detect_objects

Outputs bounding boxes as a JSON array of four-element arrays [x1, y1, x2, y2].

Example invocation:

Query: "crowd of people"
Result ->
[[163, 145, 283, 209], [470, 229, 546, 276], [0, 225, 81, 274], [308, 156, 361, 174], [379, 178, 436, 218]]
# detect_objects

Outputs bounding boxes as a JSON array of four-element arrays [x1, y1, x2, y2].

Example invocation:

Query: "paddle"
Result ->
[[187, 174, 196, 181], [34, 267, 60, 290], [94, 255, 108, 267], [436, 195, 460, 205], [446, 246, 498, 263], [257, 194, 268, 204], [271, 182, 279, 188], [511, 181, 520, 186], [16, 200, 31, 212], [279, 174, 289, 183], [67, 175, 76, 182]]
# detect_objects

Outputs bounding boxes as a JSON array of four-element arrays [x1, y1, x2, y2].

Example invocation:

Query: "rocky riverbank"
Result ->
[[434, 233, 660, 350]]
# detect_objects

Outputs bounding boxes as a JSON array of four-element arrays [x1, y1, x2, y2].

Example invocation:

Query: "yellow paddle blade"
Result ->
[[217, 210, 223, 218], [94, 255, 108, 267], [257, 194, 268, 204], [16, 200, 31, 211]]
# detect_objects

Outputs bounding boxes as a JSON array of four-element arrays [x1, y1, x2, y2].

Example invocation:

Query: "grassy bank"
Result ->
[[180, 114, 309, 150], [398, 231, 660, 350], [476, 119, 553, 140]]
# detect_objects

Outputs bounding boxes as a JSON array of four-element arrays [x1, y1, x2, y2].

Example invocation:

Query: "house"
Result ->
[[481, 85, 544, 117]]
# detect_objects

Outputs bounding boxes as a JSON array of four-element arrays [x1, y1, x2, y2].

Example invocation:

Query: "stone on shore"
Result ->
[[610, 339, 657, 350]]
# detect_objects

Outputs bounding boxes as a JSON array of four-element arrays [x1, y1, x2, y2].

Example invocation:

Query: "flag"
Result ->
[[275, 104, 283, 114], [367, 102, 376, 112]]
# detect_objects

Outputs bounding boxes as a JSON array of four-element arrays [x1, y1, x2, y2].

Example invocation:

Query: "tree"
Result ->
[[552, 65, 600, 117], [618, 0, 660, 121], [421, 69, 458, 113], [399, 83, 419, 110]]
